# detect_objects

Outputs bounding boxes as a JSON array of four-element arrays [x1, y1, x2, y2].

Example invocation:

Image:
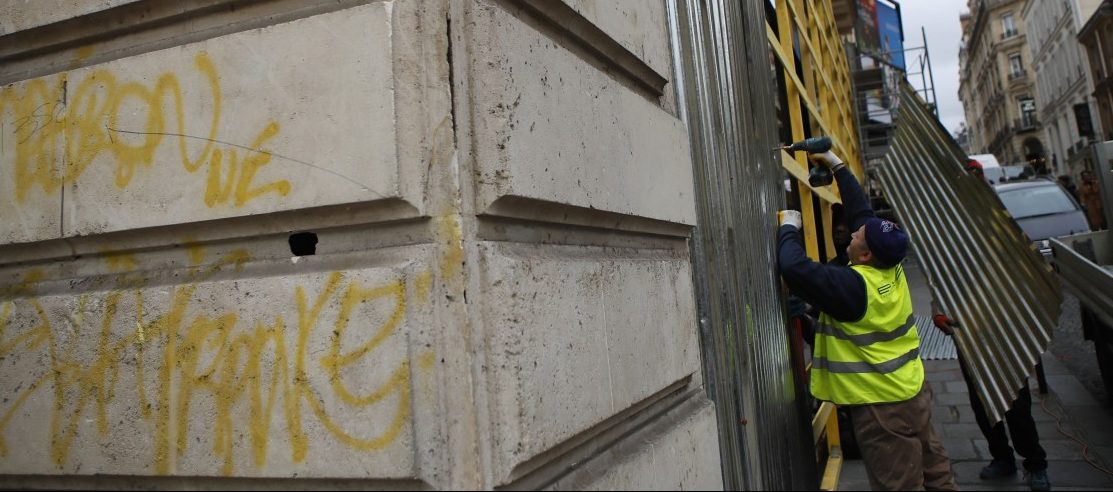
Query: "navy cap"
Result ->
[[864, 217, 908, 267]]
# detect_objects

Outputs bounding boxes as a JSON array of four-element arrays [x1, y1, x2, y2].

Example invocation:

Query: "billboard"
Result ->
[[876, 0, 905, 70], [856, 0, 881, 55]]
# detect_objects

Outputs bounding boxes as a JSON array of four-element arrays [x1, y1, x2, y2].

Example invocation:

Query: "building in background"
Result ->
[[959, 0, 1046, 170], [1023, 0, 1103, 179], [1080, 1, 1113, 144], [955, 122, 973, 153]]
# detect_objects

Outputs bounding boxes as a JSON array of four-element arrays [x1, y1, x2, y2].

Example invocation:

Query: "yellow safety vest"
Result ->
[[813, 263, 924, 405]]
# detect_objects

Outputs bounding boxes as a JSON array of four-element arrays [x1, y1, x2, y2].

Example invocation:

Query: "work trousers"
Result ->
[[847, 382, 958, 491], [960, 359, 1048, 471]]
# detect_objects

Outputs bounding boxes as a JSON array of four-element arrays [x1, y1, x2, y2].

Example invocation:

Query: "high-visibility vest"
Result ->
[[813, 263, 924, 405]]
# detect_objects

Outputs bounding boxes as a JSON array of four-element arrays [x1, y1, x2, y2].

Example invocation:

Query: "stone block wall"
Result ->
[[0, 0, 722, 489]]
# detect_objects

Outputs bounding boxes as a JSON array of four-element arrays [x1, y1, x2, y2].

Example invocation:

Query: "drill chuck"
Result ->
[[785, 136, 832, 154], [783, 136, 835, 187]]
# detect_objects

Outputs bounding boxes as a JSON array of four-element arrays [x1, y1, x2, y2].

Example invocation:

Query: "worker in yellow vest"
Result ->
[[777, 150, 957, 491]]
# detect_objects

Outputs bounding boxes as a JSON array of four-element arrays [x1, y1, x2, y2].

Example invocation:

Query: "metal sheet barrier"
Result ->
[[917, 315, 959, 361], [877, 83, 1061, 424], [669, 0, 864, 488], [668, 0, 814, 489]]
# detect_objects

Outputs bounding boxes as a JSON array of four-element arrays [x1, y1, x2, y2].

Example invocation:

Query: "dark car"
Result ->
[[995, 179, 1091, 255]]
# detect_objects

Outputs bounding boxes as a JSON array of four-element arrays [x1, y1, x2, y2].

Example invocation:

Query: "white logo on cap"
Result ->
[[881, 221, 895, 232]]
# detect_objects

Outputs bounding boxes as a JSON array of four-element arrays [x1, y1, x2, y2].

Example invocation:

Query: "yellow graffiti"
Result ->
[[102, 250, 138, 272], [414, 270, 432, 303], [1, 52, 290, 208], [0, 249, 431, 475], [436, 214, 465, 279], [71, 46, 96, 69]]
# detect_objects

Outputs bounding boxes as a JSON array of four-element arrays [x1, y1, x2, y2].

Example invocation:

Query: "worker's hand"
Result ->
[[809, 150, 843, 168], [778, 210, 802, 229], [932, 314, 959, 336]]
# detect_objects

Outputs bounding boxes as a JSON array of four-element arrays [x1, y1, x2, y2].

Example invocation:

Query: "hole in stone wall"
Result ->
[[289, 232, 318, 256]]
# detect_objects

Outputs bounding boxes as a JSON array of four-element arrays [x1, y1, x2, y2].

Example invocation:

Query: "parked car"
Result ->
[[995, 180, 1091, 255], [986, 165, 1035, 184]]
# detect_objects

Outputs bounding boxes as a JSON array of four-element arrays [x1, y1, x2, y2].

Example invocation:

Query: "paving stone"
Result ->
[[1027, 401, 1058, 422], [927, 368, 964, 384], [952, 460, 1023, 487], [1039, 353, 1074, 375], [954, 486, 1033, 491], [1058, 405, 1113, 445], [832, 346, 1113, 491], [1038, 438, 1088, 461], [933, 405, 962, 423], [973, 439, 992, 460], [1091, 445, 1113, 469], [1036, 420, 1076, 441], [838, 458, 871, 490], [935, 392, 975, 406], [941, 438, 979, 461], [952, 405, 982, 424], [945, 380, 970, 394], [928, 359, 961, 371], [1047, 375, 1102, 406], [1042, 460, 1113, 488], [944, 423, 985, 439]]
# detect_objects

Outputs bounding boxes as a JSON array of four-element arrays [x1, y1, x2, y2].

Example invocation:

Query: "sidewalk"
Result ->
[[838, 355, 1113, 490]]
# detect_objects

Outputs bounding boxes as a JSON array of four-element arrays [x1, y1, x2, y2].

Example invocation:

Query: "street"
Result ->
[[904, 251, 1108, 408], [1050, 293, 1109, 407], [840, 254, 1113, 490]]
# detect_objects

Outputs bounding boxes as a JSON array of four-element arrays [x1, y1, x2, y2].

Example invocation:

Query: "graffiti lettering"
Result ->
[[0, 250, 429, 475], [0, 53, 291, 208]]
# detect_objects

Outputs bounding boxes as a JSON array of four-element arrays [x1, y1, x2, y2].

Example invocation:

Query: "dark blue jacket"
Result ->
[[778, 167, 875, 322]]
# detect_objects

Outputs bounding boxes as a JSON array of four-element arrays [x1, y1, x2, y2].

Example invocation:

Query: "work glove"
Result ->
[[808, 150, 844, 168], [932, 314, 958, 336], [778, 210, 802, 229]]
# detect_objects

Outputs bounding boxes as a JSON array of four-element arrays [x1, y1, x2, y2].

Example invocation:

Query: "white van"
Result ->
[[967, 153, 1000, 168], [967, 153, 1001, 182]]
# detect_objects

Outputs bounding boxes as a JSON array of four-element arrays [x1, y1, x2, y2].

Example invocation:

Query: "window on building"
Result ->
[[1003, 13, 1018, 38], [1020, 97, 1037, 127], [1009, 53, 1023, 78]]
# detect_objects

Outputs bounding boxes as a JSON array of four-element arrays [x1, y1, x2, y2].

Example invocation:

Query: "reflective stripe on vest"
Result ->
[[812, 264, 925, 405], [816, 314, 916, 346], [812, 346, 921, 374]]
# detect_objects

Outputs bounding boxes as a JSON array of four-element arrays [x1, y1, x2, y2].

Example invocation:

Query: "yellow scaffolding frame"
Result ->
[[768, 1, 861, 489], [767, 0, 862, 261], [812, 401, 844, 491]]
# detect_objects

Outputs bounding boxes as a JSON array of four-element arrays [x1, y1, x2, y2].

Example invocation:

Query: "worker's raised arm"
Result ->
[[811, 151, 875, 232], [776, 210, 868, 321]]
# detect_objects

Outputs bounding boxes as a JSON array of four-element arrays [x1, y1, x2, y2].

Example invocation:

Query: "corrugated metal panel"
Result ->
[[916, 315, 958, 360], [668, 0, 815, 489], [1052, 230, 1113, 327], [877, 83, 1061, 424]]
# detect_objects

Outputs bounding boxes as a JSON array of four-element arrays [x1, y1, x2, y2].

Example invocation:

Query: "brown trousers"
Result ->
[[847, 382, 958, 491]]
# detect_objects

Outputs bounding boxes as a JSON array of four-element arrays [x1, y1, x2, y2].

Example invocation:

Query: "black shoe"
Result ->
[[1026, 469, 1051, 491], [979, 459, 1017, 480]]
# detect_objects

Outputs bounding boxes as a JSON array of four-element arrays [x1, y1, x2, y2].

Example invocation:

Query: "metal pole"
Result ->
[[923, 27, 939, 119]]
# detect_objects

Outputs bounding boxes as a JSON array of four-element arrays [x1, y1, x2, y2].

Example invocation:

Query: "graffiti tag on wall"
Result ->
[[0, 249, 433, 476], [1, 53, 291, 209]]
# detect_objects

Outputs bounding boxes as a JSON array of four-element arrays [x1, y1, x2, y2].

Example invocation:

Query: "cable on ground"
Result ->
[[1037, 392, 1113, 477]]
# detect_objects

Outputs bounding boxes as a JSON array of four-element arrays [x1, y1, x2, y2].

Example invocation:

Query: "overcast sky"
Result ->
[[898, 0, 970, 136]]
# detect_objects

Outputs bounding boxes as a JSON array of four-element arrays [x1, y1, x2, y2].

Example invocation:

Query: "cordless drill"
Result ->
[[781, 136, 834, 187]]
